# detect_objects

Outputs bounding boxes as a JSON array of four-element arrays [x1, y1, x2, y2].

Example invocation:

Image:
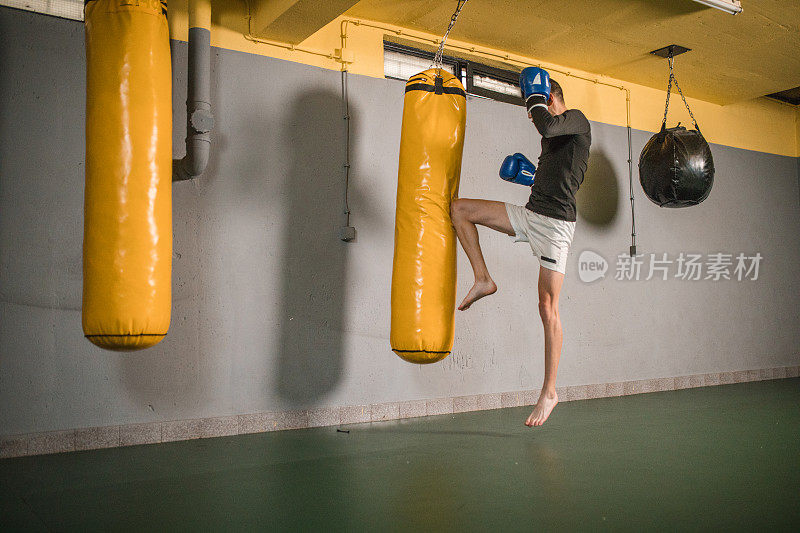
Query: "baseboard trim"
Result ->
[[2, 366, 798, 459]]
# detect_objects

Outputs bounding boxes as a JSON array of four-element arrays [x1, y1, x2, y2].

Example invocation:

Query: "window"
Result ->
[[2, 0, 84, 21], [384, 42, 458, 81], [383, 41, 523, 107], [465, 62, 522, 105]]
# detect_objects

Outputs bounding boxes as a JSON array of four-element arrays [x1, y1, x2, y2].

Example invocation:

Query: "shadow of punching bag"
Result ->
[[577, 150, 620, 225]]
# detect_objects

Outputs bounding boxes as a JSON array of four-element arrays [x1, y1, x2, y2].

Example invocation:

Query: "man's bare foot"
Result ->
[[458, 279, 497, 310], [525, 390, 558, 427]]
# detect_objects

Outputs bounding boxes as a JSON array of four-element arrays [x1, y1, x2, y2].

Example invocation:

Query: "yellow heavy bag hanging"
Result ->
[[390, 69, 467, 364], [83, 0, 172, 350]]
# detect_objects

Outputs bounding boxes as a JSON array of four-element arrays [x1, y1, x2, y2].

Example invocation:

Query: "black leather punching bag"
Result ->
[[639, 125, 714, 208]]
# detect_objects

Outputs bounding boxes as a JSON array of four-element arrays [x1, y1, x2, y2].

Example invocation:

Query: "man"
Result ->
[[450, 67, 591, 427]]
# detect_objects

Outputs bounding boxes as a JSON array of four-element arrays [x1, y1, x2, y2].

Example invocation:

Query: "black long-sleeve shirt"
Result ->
[[526, 106, 591, 222]]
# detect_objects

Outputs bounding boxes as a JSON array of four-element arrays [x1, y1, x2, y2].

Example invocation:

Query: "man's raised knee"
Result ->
[[451, 198, 468, 221]]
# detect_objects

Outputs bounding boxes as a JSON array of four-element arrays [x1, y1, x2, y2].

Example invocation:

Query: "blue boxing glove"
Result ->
[[499, 153, 536, 186], [519, 67, 550, 114]]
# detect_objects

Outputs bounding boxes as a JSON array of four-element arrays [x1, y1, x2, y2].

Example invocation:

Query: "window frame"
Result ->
[[383, 42, 459, 81], [383, 41, 524, 107], [465, 61, 524, 107]]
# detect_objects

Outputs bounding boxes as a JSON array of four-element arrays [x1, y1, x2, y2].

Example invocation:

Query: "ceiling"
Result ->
[[343, 0, 800, 105]]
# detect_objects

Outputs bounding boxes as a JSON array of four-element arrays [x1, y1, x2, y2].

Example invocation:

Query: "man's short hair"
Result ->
[[550, 79, 564, 104]]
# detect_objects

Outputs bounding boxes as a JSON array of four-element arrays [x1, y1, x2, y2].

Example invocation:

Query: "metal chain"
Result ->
[[672, 75, 699, 131], [433, 0, 468, 70], [662, 55, 700, 132], [662, 58, 673, 126]]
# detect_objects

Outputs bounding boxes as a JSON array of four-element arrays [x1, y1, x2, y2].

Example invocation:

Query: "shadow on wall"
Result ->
[[276, 88, 353, 404], [576, 150, 620, 227]]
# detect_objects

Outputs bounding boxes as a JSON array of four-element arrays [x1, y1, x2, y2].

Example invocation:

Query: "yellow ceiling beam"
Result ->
[[251, 0, 361, 44]]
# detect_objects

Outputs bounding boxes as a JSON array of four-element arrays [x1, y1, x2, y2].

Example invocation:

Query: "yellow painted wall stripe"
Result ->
[[188, 0, 211, 31], [796, 107, 800, 156], [168, 0, 799, 158]]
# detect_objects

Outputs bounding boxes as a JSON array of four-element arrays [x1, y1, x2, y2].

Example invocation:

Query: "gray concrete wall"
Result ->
[[1, 8, 799, 436]]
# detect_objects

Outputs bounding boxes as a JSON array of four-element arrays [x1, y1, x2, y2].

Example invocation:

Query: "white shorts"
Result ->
[[504, 203, 576, 274]]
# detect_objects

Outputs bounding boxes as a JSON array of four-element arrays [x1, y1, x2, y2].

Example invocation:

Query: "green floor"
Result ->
[[2, 379, 799, 532]]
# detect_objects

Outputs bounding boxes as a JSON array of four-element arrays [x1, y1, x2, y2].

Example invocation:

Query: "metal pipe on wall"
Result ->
[[627, 91, 636, 256], [339, 69, 355, 242], [173, 0, 214, 181]]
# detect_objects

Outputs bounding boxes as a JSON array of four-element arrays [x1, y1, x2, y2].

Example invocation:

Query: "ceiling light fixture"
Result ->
[[691, 0, 743, 15]]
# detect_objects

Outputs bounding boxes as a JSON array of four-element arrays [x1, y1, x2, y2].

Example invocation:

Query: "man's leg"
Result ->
[[450, 199, 515, 310], [526, 266, 565, 427]]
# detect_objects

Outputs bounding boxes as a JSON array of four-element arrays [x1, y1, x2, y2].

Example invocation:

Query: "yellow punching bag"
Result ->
[[83, 0, 172, 350], [390, 69, 467, 364]]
